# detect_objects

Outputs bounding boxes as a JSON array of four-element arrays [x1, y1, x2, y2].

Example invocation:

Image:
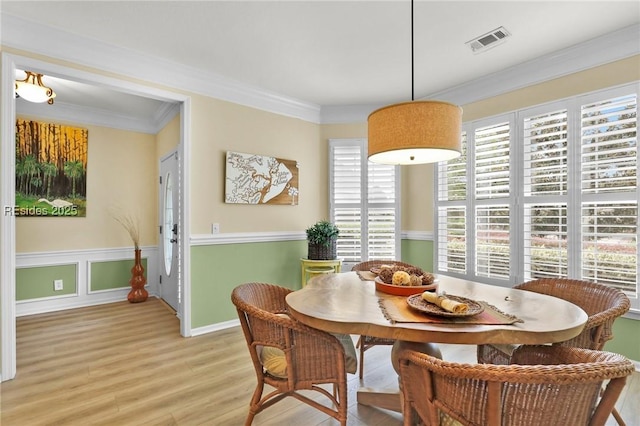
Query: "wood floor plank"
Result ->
[[1, 297, 637, 426]]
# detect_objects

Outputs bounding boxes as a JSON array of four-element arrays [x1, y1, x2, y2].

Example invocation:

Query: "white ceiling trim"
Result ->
[[321, 24, 640, 123], [15, 100, 178, 134], [1, 13, 321, 123], [2, 13, 638, 126], [7, 51, 184, 134], [429, 24, 640, 106]]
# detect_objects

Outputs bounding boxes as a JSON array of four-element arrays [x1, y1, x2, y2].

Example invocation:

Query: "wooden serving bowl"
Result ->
[[374, 277, 438, 296]]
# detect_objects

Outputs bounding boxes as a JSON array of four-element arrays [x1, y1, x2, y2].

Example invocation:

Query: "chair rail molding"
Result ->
[[401, 231, 434, 241], [191, 231, 306, 246]]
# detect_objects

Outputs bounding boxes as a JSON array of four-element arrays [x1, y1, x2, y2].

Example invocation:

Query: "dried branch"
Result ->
[[109, 206, 140, 250]]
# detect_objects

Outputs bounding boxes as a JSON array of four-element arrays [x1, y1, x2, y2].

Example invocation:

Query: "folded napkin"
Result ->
[[356, 270, 377, 281], [421, 291, 468, 313]]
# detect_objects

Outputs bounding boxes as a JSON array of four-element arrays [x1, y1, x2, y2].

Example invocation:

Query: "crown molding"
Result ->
[[2, 13, 638, 126], [319, 103, 384, 125], [1, 13, 321, 124], [430, 24, 640, 106], [153, 103, 181, 133], [320, 24, 640, 124], [15, 100, 172, 134]]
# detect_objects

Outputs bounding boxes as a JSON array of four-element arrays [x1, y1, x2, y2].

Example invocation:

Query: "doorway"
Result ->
[[1, 53, 192, 381]]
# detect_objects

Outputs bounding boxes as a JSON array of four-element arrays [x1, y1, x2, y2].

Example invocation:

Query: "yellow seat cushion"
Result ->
[[258, 333, 358, 378], [260, 346, 288, 378]]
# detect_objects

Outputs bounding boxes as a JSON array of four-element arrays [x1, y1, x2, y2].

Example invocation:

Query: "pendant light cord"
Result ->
[[411, 0, 414, 101]]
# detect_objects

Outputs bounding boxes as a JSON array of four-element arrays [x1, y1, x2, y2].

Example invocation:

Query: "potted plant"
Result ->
[[306, 220, 340, 260]]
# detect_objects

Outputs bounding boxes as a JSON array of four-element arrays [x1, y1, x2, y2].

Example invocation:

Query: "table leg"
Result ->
[[357, 386, 403, 412], [356, 340, 442, 413]]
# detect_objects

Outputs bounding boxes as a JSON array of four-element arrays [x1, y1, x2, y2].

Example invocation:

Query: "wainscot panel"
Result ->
[[16, 247, 157, 316]]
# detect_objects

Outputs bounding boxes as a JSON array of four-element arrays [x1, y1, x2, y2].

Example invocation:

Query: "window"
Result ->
[[435, 83, 639, 313], [329, 139, 400, 268]]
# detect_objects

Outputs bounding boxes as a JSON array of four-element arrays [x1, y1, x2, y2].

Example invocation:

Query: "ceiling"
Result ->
[[2, 1, 639, 129]]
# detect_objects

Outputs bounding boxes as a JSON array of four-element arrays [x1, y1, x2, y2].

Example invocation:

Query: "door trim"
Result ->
[[1, 52, 192, 381]]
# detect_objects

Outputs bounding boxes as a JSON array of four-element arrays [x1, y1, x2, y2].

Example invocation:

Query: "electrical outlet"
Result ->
[[212, 223, 220, 234], [53, 279, 63, 291]]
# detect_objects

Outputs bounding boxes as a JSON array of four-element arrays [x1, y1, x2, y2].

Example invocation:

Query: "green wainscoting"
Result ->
[[91, 258, 147, 291], [16, 264, 77, 300], [190, 238, 433, 329], [189, 237, 640, 362], [605, 317, 640, 361], [401, 239, 434, 272], [190, 240, 306, 328]]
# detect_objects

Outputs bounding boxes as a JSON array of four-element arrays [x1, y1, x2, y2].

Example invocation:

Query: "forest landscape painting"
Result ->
[[14, 119, 87, 217]]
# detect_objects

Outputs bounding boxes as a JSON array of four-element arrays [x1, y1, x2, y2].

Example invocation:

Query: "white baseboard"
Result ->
[[17, 289, 128, 317], [190, 318, 240, 337]]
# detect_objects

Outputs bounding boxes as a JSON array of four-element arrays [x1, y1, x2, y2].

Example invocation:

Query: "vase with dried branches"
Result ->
[[112, 209, 148, 303]]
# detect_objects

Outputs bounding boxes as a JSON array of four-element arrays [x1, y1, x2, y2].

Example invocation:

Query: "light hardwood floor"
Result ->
[[1, 297, 638, 425]]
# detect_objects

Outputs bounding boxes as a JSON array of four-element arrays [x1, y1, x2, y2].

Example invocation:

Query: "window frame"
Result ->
[[329, 138, 401, 271], [434, 82, 640, 316]]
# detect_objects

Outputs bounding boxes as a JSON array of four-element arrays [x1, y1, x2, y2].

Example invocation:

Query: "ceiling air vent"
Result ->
[[466, 26, 511, 53]]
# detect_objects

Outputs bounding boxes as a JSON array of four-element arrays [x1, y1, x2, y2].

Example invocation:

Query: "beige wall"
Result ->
[[16, 118, 157, 252], [189, 96, 321, 234], [462, 55, 640, 122], [402, 164, 435, 231], [156, 114, 180, 160], [319, 123, 367, 219], [8, 48, 329, 254], [9, 52, 640, 250]]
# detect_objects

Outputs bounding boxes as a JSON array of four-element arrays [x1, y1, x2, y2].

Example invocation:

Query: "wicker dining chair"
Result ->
[[231, 282, 349, 426], [476, 278, 631, 426], [477, 279, 630, 364], [351, 260, 423, 379], [398, 345, 634, 426]]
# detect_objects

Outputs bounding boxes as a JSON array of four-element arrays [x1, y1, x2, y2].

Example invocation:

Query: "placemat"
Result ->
[[379, 295, 523, 325]]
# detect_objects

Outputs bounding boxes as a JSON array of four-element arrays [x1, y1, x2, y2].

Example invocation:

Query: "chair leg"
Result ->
[[245, 381, 264, 426], [611, 407, 625, 426], [600, 383, 625, 426], [358, 336, 366, 379]]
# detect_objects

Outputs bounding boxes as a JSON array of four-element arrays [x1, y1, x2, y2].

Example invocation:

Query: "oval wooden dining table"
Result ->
[[285, 271, 588, 412]]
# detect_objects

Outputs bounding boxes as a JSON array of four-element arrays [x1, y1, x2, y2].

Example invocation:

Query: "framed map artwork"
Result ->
[[225, 151, 299, 205]]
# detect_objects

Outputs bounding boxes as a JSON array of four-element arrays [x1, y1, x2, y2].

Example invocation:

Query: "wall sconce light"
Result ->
[[15, 71, 56, 105]]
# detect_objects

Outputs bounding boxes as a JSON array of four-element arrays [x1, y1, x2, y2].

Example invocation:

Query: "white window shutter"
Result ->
[[522, 108, 569, 279], [330, 140, 399, 263], [580, 93, 637, 295], [475, 122, 510, 200], [437, 132, 467, 274]]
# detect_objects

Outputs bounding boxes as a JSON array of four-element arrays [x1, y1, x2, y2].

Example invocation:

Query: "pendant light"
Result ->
[[368, 0, 462, 165], [15, 71, 56, 105]]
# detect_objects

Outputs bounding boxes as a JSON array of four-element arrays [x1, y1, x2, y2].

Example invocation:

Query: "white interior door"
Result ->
[[159, 151, 180, 312]]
